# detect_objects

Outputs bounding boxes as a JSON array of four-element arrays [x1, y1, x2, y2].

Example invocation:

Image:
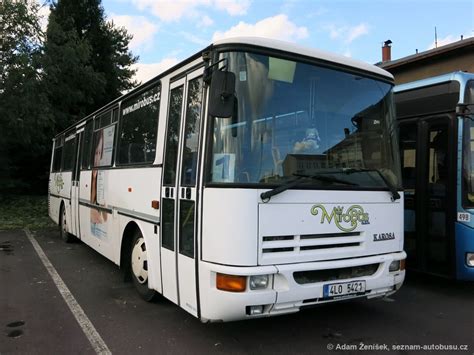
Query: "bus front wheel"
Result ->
[[130, 230, 157, 302], [59, 204, 75, 243]]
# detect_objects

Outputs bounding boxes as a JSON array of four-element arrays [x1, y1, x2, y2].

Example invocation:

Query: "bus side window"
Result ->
[[117, 83, 161, 165], [181, 77, 203, 186], [92, 126, 115, 167], [62, 135, 76, 171], [52, 135, 64, 172], [90, 110, 117, 168], [81, 120, 93, 169]]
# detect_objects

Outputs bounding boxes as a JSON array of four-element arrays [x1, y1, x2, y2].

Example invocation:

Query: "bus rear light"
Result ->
[[216, 273, 246, 292], [466, 253, 474, 267]]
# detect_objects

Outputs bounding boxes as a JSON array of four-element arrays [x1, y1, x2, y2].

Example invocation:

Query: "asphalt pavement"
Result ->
[[1, 228, 473, 354]]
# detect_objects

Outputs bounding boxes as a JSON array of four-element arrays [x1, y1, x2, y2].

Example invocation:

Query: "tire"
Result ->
[[59, 204, 75, 243], [130, 230, 157, 302]]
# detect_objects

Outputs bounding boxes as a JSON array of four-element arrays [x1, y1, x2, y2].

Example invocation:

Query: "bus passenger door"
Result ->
[[70, 130, 83, 238], [419, 117, 455, 276], [160, 69, 203, 315], [400, 117, 455, 276], [175, 70, 203, 317], [399, 121, 419, 269], [161, 78, 186, 305]]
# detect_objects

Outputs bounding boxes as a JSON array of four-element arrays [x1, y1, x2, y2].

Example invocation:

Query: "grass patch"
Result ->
[[0, 195, 55, 230]]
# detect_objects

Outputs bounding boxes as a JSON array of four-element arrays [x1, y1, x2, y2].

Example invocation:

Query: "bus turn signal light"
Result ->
[[400, 259, 406, 271], [216, 273, 246, 292], [151, 200, 159, 209]]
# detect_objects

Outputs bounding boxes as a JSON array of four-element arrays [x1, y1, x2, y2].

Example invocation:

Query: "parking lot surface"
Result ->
[[1, 228, 473, 354]]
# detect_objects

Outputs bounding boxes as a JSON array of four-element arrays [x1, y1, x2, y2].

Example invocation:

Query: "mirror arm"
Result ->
[[203, 58, 228, 85]]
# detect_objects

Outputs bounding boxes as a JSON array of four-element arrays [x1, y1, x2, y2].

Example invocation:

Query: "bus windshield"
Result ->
[[207, 51, 401, 189]]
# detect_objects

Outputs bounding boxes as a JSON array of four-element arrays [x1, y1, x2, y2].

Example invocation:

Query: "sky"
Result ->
[[40, 0, 474, 85]]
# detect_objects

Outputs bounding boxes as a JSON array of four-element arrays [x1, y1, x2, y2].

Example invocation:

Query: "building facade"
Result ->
[[378, 37, 474, 85]]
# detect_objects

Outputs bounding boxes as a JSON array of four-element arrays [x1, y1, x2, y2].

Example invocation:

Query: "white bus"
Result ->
[[48, 37, 406, 322]]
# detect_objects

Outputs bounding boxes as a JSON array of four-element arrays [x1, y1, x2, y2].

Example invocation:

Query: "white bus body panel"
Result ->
[[199, 188, 405, 322], [202, 188, 403, 266], [199, 252, 405, 322], [202, 189, 259, 266], [78, 167, 160, 258], [49, 171, 73, 226]]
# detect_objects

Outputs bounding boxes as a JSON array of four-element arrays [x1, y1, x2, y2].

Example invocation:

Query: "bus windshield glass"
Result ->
[[207, 51, 401, 189]]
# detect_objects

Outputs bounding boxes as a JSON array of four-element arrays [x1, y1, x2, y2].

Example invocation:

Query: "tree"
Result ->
[[43, 0, 138, 132], [0, 0, 53, 193]]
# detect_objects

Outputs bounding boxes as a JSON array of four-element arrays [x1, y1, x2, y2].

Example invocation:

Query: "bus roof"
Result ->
[[212, 37, 393, 79], [394, 71, 474, 119], [394, 71, 474, 95]]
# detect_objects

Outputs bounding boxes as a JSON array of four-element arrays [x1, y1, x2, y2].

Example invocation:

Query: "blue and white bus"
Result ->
[[395, 71, 474, 280]]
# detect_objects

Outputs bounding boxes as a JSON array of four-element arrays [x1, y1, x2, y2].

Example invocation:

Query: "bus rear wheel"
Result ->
[[59, 204, 75, 243], [130, 230, 157, 302]]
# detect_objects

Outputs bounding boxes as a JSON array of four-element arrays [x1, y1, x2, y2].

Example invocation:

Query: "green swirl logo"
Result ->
[[310, 204, 370, 232]]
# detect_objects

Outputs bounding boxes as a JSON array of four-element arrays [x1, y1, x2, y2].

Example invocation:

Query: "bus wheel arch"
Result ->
[[120, 222, 157, 301]]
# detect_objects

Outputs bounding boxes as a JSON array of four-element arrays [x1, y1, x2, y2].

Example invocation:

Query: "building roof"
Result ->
[[378, 36, 474, 70]]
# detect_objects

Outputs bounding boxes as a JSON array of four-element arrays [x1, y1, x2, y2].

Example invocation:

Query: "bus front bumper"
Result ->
[[199, 252, 406, 322]]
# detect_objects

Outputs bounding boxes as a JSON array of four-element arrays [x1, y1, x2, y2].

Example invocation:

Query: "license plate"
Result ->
[[323, 281, 366, 298]]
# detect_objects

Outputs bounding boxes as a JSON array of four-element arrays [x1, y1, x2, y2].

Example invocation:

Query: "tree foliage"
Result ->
[[0, 0, 138, 194], [43, 0, 138, 131], [0, 0, 52, 193]]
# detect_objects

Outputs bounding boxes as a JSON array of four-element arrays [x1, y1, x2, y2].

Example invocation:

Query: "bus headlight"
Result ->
[[467, 253, 474, 267], [249, 275, 269, 290], [389, 260, 400, 272]]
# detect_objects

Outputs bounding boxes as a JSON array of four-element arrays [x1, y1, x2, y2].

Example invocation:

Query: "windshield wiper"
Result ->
[[260, 173, 357, 202], [342, 168, 401, 201]]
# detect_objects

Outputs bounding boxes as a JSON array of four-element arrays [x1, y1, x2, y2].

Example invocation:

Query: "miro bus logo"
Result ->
[[310, 204, 370, 232]]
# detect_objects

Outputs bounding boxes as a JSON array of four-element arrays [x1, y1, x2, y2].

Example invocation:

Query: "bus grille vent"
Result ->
[[295, 263, 380, 284], [261, 232, 364, 255]]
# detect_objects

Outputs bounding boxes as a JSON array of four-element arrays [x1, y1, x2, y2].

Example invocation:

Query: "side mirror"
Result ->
[[456, 103, 474, 119], [208, 70, 236, 118]]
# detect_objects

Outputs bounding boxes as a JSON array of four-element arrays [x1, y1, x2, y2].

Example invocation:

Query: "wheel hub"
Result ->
[[131, 237, 148, 284]]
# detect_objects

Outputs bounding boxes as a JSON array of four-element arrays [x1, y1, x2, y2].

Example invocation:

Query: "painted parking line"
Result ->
[[24, 228, 111, 355]]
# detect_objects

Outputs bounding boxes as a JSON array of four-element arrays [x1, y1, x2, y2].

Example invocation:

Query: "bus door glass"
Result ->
[[71, 130, 83, 238], [176, 70, 203, 317], [423, 118, 453, 275], [399, 121, 419, 269], [161, 79, 185, 304]]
